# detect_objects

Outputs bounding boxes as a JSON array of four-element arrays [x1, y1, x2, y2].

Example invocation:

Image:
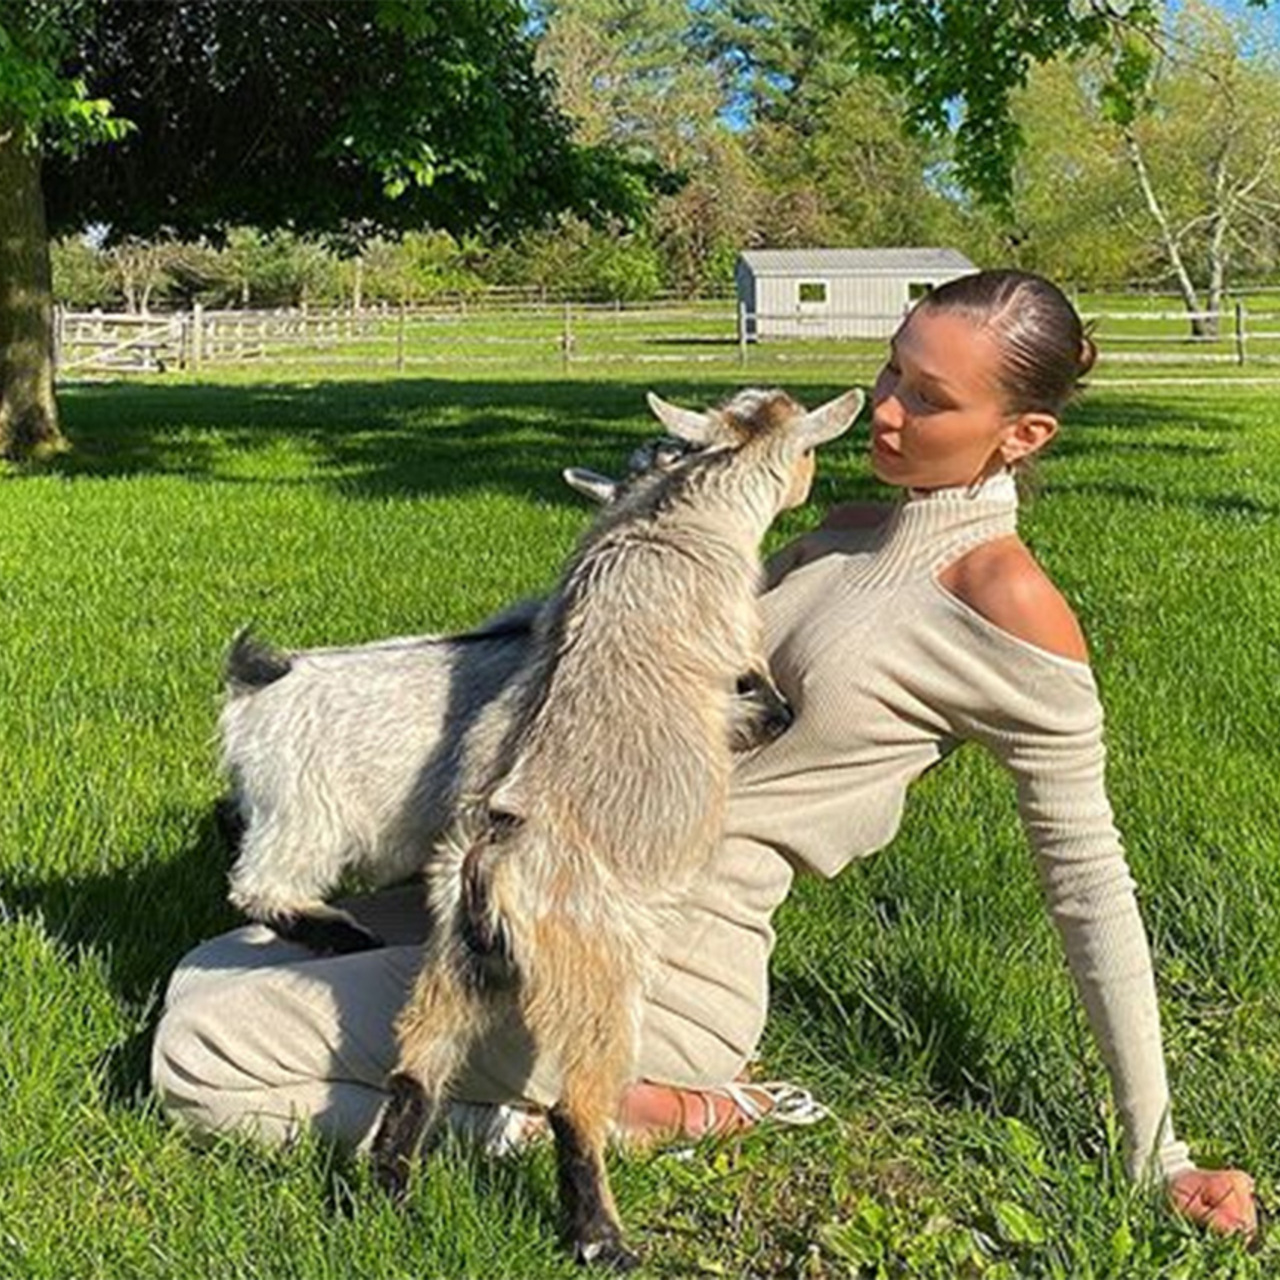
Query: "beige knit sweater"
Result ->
[[640, 472, 1192, 1183]]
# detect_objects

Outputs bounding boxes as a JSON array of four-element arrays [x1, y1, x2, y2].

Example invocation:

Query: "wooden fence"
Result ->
[[52, 298, 1280, 378]]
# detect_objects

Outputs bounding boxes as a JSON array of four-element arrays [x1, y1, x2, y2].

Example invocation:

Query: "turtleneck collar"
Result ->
[[905, 469, 1018, 507], [850, 468, 1019, 584]]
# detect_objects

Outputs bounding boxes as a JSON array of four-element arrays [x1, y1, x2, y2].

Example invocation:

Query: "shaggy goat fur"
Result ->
[[370, 386, 863, 1269], [219, 435, 793, 955]]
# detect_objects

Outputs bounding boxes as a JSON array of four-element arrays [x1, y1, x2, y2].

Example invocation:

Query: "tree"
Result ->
[[694, 0, 863, 132], [820, 0, 1167, 210], [0, 0, 647, 460], [534, 0, 756, 295], [534, 0, 968, 294], [532, 0, 723, 172], [1002, 4, 1280, 327], [1003, 57, 1153, 288], [0, 0, 128, 457], [1106, 3, 1280, 333]]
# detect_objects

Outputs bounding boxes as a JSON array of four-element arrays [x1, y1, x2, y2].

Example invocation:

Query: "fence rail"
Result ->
[[53, 298, 1280, 378]]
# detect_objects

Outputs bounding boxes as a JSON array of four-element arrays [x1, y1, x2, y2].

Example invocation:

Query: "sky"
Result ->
[[1177, 0, 1280, 44]]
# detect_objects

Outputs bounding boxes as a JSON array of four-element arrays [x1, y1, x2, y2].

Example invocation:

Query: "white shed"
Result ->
[[735, 247, 976, 340]]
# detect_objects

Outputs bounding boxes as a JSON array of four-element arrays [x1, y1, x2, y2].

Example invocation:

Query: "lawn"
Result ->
[[1, 364, 1278, 1278]]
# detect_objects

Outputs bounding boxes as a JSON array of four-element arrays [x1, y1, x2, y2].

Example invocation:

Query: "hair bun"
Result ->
[[1077, 332, 1098, 380]]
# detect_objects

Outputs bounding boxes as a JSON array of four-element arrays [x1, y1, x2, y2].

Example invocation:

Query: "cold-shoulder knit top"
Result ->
[[640, 471, 1193, 1183]]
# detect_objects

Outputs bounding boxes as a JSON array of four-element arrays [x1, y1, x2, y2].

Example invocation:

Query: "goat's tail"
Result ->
[[224, 628, 293, 697], [428, 813, 521, 993]]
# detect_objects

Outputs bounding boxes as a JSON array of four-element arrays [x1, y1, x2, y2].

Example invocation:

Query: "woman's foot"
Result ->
[[444, 1078, 829, 1156], [613, 1078, 829, 1148]]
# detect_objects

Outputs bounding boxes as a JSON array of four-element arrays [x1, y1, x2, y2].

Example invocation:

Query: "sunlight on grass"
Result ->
[[1, 367, 1276, 1276]]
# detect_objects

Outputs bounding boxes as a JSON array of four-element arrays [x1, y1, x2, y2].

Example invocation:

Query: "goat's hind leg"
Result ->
[[549, 1100, 638, 1273], [371, 957, 487, 1201], [534, 954, 641, 1270]]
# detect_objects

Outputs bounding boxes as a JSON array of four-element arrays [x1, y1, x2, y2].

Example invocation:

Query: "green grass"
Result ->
[[3, 366, 1279, 1277]]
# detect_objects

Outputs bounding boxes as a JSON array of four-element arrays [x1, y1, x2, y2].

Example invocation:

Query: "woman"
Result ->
[[153, 270, 1256, 1237]]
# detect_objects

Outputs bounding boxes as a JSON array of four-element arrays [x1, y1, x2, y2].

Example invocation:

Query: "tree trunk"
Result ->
[[0, 116, 63, 460], [1205, 140, 1232, 338], [1123, 127, 1208, 339]]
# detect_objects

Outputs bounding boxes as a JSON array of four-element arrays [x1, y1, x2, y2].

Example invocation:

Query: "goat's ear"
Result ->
[[646, 392, 717, 444], [795, 388, 864, 451], [562, 467, 619, 505]]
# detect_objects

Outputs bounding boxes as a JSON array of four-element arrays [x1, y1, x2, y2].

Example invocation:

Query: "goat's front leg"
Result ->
[[729, 666, 793, 751]]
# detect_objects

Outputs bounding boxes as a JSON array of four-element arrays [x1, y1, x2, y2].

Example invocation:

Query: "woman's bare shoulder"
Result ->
[[936, 536, 1090, 664]]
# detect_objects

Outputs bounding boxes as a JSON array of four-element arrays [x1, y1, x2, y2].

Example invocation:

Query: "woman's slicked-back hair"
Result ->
[[916, 270, 1096, 418]]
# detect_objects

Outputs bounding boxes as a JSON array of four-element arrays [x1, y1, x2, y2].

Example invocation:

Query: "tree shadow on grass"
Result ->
[[38, 377, 798, 505], [0, 805, 239, 1106], [768, 952, 1098, 1149], [17, 377, 1253, 510]]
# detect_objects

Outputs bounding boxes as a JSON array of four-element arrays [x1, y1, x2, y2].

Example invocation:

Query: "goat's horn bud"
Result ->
[[562, 467, 619, 505], [646, 392, 715, 444]]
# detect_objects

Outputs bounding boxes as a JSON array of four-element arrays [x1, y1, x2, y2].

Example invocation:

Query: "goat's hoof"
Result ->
[[372, 1158, 411, 1205], [574, 1236, 640, 1272], [272, 914, 385, 955]]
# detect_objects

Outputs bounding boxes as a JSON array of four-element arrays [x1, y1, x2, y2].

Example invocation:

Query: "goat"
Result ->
[[219, 434, 794, 956], [370, 386, 863, 1269]]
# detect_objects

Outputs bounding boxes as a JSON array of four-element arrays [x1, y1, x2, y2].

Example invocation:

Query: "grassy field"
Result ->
[[2, 362, 1279, 1278]]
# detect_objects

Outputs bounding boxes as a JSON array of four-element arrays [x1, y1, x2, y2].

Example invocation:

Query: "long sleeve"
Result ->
[[942, 614, 1193, 1183]]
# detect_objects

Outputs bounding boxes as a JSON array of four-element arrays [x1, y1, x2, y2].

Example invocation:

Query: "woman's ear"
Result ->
[[999, 412, 1058, 466]]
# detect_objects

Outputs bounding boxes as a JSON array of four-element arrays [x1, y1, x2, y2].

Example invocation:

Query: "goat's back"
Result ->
[[484, 486, 765, 888]]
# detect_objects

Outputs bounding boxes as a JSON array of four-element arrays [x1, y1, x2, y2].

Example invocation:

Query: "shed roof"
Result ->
[[738, 247, 975, 276]]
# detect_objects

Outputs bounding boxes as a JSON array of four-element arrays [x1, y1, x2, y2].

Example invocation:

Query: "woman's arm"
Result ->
[[938, 544, 1256, 1237]]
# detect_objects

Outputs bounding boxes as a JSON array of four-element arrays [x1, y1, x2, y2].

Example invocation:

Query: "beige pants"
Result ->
[[151, 835, 793, 1150]]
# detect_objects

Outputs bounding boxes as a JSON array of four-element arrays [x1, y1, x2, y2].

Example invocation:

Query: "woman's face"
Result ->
[[869, 307, 1042, 491]]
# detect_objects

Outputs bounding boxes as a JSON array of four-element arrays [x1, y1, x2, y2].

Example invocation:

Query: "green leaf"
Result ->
[[1110, 1217, 1135, 1265], [993, 1200, 1048, 1246]]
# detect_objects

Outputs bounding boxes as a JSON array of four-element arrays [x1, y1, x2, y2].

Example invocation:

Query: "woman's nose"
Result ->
[[872, 391, 904, 430]]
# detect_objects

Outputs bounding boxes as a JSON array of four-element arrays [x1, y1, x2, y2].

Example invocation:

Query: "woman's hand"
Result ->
[[1168, 1167, 1258, 1240]]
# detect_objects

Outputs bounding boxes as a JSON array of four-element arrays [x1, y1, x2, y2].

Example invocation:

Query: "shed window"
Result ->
[[797, 280, 828, 305]]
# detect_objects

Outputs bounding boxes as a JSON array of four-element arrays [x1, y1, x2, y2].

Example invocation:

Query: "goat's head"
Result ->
[[645, 386, 864, 511], [561, 435, 700, 506]]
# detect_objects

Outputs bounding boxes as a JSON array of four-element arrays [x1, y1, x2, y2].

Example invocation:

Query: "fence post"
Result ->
[[191, 303, 204, 373], [561, 300, 573, 370], [737, 300, 748, 367], [1235, 299, 1246, 366], [397, 299, 407, 373], [52, 304, 63, 376]]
